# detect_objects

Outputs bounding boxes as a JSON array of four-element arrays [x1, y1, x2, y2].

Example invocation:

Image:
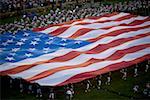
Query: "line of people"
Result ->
[[6, 60, 149, 100]]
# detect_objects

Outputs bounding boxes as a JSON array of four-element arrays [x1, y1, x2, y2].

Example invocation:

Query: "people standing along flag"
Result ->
[[0, 12, 150, 86]]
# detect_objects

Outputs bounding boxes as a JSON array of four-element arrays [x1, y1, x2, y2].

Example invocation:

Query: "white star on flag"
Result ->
[[75, 41, 82, 44], [43, 47, 51, 53], [25, 53, 33, 57], [61, 38, 67, 42], [20, 38, 27, 42], [38, 34, 43, 37], [43, 47, 50, 51], [9, 53, 16, 56], [29, 48, 36, 51], [16, 41, 24, 46], [5, 57, 14, 61], [45, 41, 53, 45], [23, 32, 29, 36], [12, 48, 20, 52], [2, 42, 8, 46], [11, 36, 16, 38], [61, 43, 67, 46], [0, 49, 3, 53], [48, 37, 54, 40], [7, 39, 13, 43], [34, 38, 41, 41], [43, 50, 49, 53], [30, 41, 38, 45]]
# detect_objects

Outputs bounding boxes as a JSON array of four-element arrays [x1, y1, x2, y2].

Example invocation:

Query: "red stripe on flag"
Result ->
[[57, 55, 150, 86]]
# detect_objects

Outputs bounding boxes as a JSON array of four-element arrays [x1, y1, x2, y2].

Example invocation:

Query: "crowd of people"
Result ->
[[0, 0, 59, 13], [0, 0, 85, 13], [1, 60, 149, 100], [0, 0, 149, 34]]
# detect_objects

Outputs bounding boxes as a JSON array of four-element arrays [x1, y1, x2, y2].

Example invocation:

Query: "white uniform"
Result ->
[[122, 72, 127, 80], [145, 64, 149, 72], [9, 79, 13, 88], [133, 85, 139, 93], [20, 83, 23, 93], [36, 88, 42, 97], [49, 92, 54, 99], [106, 76, 111, 85], [97, 79, 102, 89], [28, 85, 33, 94], [134, 68, 138, 77], [66, 90, 73, 100]]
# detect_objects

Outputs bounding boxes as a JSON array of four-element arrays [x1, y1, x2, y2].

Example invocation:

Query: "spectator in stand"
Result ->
[[0, 0, 51, 13]]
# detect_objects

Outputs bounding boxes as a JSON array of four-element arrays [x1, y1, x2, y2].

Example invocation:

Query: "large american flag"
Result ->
[[0, 12, 150, 86]]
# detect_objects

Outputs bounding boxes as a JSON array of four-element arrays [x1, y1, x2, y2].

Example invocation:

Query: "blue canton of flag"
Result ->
[[0, 30, 91, 64]]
